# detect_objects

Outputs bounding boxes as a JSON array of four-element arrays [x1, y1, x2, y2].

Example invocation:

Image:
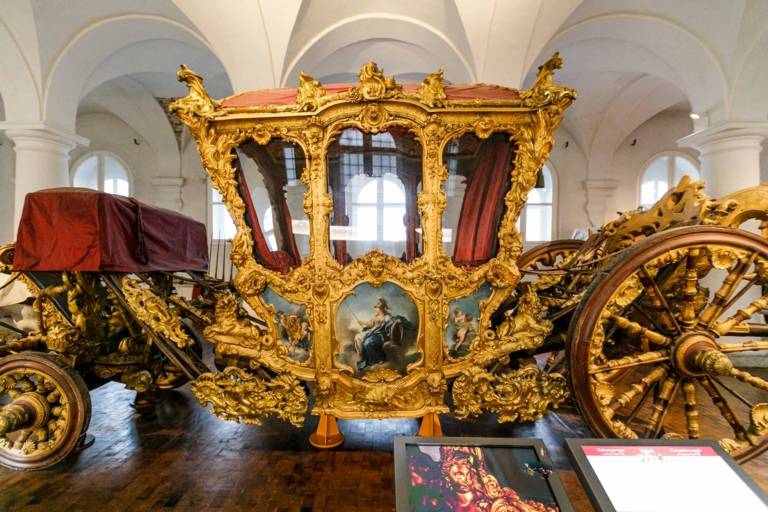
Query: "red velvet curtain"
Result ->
[[452, 136, 514, 266]]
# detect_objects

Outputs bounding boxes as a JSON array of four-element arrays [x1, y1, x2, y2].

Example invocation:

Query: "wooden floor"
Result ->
[[0, 374, 765, 511]]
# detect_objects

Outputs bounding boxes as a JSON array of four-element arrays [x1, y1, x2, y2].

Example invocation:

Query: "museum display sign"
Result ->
[[395, 436, 573, 512], [566, 439, 768, 512]]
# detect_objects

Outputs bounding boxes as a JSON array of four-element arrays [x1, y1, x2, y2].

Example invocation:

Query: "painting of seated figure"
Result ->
[[445, 283, 492, 359], [262, 287, 311, 363], [335, 282, 421, 377]]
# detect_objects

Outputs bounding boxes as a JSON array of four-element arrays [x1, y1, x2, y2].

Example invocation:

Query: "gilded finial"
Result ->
[[521, 52, 576, 110], [417, 69, 447, 108], [168, 64, 217, 119], [351, 62, 403, 101], [296, 72, 326, 111]]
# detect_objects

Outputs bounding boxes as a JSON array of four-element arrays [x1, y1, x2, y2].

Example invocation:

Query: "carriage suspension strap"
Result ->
[[103, 274, 208, 380]]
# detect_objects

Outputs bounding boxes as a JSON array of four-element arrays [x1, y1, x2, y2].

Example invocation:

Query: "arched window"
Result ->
[[518, 163, 555, 242], [210, 186, 236, 240], [348, 173, 406, 242], [640, 152, 699, 207], [72, 152, 131, 196]]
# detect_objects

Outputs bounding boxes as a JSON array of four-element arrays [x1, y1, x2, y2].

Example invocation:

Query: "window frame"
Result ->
[[638, 151, 700, 207], [70, 150, 133, 196], [519, 162, 557, 244], [209, 183, 237, 241]]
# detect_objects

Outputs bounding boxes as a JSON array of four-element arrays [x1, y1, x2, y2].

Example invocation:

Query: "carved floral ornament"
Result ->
[[170, 55, 576, 423]]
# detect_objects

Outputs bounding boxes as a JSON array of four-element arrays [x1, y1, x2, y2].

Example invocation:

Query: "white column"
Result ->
[[151, 176, 185, 211], [5, 127, 87, 230], [583, 178, 618, 227], [678, 122, 768, 197]]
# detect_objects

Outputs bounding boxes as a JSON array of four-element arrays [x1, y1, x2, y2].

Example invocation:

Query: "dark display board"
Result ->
[[566, 439, 768, 512], [395, 436, 573, 512]]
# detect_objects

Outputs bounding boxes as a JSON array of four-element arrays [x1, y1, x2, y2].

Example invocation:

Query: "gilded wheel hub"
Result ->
[[672, 331, 731, 377]]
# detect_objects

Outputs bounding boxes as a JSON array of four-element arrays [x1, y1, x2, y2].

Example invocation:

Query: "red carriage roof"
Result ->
[[13, 188, 209, 273], [220, 83, 522, 108]]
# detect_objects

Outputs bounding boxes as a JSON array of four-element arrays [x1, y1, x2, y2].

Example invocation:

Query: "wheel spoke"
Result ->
[[729, 368, 768, 392], [699, 376, 750, 442], [713, 295, 768, 336], [681, 380, 700, 439], [604, 366, 667, 418], [629, 302, 668, 338], [712, 377, 755, 409], [698, 253, 757, 328], [639, 266, 681, 334], [644, 376, 679, 438], [609, 314, 672, 346], [718, 340, 768, 353], [680, 249, 700, 330], [588, 349, 670, 374]]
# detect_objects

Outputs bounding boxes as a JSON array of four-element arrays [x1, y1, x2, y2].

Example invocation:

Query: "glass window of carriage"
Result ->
[[442, 132, 514, 266], [518, 163, 555, 243], [640, 152, 700, 208], [327, 127, 422, 264], [72, 152, 131, 196], [234, 139, 309, 272]]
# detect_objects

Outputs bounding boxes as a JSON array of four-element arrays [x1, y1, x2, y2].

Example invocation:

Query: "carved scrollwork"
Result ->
[[296, 72, 326, 111], [520, 52, 577, 111], [121, 277, 192, 349], [350, 62, 403, 101], [192, 367, 308, 427], [452, 364, 568, 423]]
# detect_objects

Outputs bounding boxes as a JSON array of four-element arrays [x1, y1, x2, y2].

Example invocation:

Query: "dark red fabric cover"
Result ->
[[13, 188, 208, 272], [220, 83, 520, 108]]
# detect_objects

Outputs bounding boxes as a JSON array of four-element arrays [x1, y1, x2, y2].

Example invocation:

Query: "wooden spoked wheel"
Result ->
[[0, 352, 91, 470], [569, 226, 768, 463], [518, 239, 585, 272]]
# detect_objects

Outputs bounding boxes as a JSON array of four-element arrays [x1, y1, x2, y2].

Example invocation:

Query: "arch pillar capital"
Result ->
[[678, 122, 768, 197]]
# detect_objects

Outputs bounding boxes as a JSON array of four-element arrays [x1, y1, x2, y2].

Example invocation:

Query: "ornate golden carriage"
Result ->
[[170, 55, 575, 446], [0, 53, 766, 471]]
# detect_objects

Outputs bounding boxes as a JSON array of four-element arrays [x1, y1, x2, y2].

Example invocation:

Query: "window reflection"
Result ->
[[235, 139, 308, 272], [327, 127, 422, 264]]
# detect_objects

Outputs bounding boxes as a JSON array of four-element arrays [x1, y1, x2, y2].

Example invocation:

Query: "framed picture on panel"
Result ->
[[394, 436, 573, 512]]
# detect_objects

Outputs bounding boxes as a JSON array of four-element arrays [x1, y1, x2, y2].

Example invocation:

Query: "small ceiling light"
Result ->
[[689, 113, 700, 120]]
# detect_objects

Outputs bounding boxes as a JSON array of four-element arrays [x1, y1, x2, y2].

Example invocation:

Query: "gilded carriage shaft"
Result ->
[[171, 56, 575, 423]]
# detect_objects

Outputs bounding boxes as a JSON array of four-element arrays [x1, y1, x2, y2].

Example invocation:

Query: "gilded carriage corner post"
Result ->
[[170, 54, 576, 444]]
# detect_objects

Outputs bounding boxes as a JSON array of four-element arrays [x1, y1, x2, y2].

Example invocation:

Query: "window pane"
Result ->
[[115, 178, 129, 197], [529, 166, 553, 203], [383, 205, 406, 241], [104, 156, 128, 181], [355, 178, 378, 204], [327, 127, 422, 264], [443, 132, 512, 266], [236, 138, 309, 269], [212, 203, 236, 239], [73, 156, 98, 190], [673, 156, 699, 183], [641, 156, 669, 206], [524, 204, 552, 242]]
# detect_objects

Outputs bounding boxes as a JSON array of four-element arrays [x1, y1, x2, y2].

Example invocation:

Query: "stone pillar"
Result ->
[[678, 122, 768, 197], [583, 178, 618, 227], [5, 127, 87, 230], [151, 176, 185, 211]]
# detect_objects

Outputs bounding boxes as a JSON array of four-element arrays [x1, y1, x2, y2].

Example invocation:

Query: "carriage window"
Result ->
[[640, 152, 699, 207], [72, 153, 130, 197], [443, 133, 514, 266], [235, 139, 309, 272], [327, 127, 422, 264], [518, 164, 554, 242]]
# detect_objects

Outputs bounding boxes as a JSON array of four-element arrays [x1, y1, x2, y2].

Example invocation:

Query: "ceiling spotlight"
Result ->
[[689, 113, 700, 120]]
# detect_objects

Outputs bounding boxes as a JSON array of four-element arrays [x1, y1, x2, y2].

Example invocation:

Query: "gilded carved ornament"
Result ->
[[172, 57, 574, 421]]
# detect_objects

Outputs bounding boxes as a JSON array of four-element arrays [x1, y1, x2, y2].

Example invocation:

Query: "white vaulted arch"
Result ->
[[282, 14, 475, 86], [44, 15, 227, 132]]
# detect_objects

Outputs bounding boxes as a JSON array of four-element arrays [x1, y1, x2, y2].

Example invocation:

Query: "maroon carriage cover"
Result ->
[[13, 188, 209, 272]]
